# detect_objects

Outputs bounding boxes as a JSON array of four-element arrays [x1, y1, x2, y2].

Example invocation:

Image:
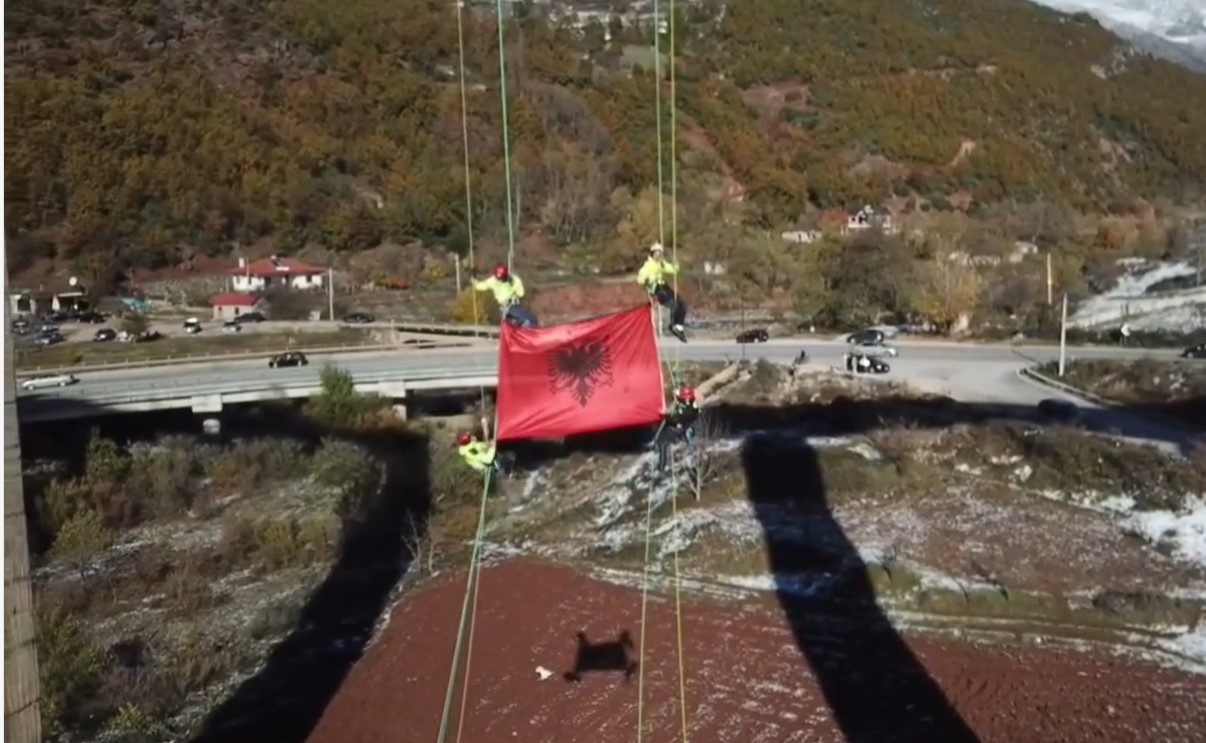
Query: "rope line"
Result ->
[[636, 3, 670, 736], [435, 472, 492, 743], [494, 0, 519, 274], [666, 0, 689, 737]]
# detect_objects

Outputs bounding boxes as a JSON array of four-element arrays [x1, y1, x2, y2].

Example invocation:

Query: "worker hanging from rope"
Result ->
[[655, 386, 700, 471], [472, 264, 539, 328], [637, 242, 687, 343], [455, 423, 515, 483]]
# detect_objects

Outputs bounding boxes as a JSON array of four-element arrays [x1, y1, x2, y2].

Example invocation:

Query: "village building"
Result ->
[[210, 292, 267, 321], [230, 256, 326, 293]]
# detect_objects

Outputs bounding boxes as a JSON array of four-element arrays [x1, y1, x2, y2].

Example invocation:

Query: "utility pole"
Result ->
[[327, 267, 335, 322], [5, 269, 43, 743], [455, 256, 462, 294], [1058, 292, 1068, 378]]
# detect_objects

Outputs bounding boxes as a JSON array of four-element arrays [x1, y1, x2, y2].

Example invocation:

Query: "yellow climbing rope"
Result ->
[[636, 0, 690, 739], [435, 2, 512, 741]]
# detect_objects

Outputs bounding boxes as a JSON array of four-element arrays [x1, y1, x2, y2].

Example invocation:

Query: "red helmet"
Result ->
[[456, 432, 473, 447], [677, 387, 696, 403], [493, 264, 510, 280]]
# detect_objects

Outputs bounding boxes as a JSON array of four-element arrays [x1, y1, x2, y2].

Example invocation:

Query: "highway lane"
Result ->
[[17, 336, 1196, 452], [17, 337, 1182, 401]]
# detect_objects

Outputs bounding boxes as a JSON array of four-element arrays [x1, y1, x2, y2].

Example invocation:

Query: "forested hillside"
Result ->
[[6, 0, 1206, 277]]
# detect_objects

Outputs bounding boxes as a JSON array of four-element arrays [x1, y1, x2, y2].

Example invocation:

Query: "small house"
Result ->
[[230, 256, 325, 293], [211, 293, 267, 322]]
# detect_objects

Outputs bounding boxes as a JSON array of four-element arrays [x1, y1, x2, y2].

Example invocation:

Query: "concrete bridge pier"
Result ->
[[377, 381, 409, 422], [5, 326, 43, 742]]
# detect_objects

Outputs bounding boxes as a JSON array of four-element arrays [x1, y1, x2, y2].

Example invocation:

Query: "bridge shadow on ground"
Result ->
[[183, 407, 432, 743], [710, 392, 1203, 743], [16, 400, 432, 743], [563, 630, 638, 683]]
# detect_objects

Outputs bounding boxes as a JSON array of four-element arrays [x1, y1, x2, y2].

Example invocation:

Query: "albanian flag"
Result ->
[[495, 305, 666, 442]]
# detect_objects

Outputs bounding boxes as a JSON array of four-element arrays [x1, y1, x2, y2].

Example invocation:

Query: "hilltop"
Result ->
[[5, 0, 1206, 300]]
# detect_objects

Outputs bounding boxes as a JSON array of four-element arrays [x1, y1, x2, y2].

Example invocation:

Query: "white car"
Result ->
[[183, 318, 202, 334], [20, 373, 78, 390], [857, 341, 898, 358]]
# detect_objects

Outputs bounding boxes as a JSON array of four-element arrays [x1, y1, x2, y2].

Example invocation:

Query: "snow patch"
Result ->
[[1123, 498, 1206, 567]]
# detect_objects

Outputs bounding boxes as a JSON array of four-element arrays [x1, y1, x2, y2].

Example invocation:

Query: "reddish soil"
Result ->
[[307, 559, 1206, 743]]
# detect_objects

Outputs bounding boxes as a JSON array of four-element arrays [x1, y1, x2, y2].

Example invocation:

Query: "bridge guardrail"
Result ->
[[14, 338, 484, 377], [16, 366, 500, 403]]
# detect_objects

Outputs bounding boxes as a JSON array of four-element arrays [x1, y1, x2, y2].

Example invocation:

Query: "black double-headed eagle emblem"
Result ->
[[546, 338, 614, 407]]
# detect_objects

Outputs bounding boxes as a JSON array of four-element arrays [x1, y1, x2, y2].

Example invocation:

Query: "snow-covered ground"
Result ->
[[1069, 260, 1206, 330]]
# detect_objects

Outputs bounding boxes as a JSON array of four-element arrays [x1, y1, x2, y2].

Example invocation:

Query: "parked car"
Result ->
[[183, 318, 202, 334], [93, 328, 117, 342], [845, 352, 890, 374], [1182, 344, 1206, 359], [1037, 398, 1080, 423], [736, 328, 770, 344], [132, 330, 163, 343], [847, 328, 886, 345], [11, 319, 31, 335], [34, 331, 64, 346], [235, 312, 266, 324], [222, 320, 242, 333], [343, 312, 376, 324], [269, 351, 309, 368], [857, 341, 898, 358], [76, 311, 107, 324], [20, 373, 78, 390]]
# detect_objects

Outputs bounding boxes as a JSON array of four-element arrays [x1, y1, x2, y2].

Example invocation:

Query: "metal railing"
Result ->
[[16, 366, 501, 409], [14, 337, 484, 377]]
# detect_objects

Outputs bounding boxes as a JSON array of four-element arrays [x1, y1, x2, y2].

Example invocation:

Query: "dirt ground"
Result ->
[[307, 559, 1206, 743]]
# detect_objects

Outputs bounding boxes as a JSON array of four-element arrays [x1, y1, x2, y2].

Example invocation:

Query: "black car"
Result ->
[[847, 328, 885, 345], [343, 312, 376, 324], [76, 311, 106, 324], [736, 328, 770, 344], [269, 351, 309, 368], [845, 352, 890, 374], [93, 328, 117, 342], [1037, 398, 1080, 423], [235, 311, 266, 324], [1182, 344, 1206, 359]]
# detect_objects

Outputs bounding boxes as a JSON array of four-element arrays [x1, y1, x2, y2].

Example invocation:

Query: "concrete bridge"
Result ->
[[16, 367, 499, 423]]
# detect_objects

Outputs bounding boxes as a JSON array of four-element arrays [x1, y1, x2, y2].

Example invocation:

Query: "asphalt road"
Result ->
[[18, 336, 1195, 451], [19, 336, 1176, 399]]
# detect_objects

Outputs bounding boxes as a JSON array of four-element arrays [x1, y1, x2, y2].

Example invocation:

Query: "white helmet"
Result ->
[[649, 242, 664, 254]]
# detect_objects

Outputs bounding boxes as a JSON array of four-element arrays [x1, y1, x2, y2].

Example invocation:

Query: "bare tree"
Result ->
[[683, 410, 728, 502]]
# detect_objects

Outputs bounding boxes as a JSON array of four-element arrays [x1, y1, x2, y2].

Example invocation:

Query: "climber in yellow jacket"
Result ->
[[473, 264, 539, 328], [456, 430, 514, 478], [637, 242, 687, 342]]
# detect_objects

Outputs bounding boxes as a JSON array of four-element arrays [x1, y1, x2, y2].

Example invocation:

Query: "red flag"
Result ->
[[496, 305, 666, 442]]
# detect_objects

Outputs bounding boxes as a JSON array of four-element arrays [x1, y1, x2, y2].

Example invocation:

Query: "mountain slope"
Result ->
[[1026, 0, 1206, 71], [5, 0, 1206, 275]]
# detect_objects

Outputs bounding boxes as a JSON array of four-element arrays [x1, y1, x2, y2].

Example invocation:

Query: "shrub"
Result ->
[[103, 703, 159, 743], [51, 509, 114, 567], [249, 515, 338, 570], [449, 287, 498, 325], [85, 430, 130, 488], [206, 438, 305, 496], [306, 366, 389, 427], [41, 477, 91, 535], [125, 438, 198, 519], [310, 438, 383, 521], [37, 607, 106, 731]]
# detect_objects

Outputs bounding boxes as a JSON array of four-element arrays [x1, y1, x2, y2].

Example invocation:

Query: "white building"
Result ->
[[230, 256, 326, 292]]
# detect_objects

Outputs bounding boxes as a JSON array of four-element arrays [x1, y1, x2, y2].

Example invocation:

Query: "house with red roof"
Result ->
[[211, 292, 267, 322], [231, 255, 326, 293]]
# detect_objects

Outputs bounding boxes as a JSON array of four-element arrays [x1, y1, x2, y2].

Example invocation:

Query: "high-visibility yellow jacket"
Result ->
[[473, 275, 525, 306], [637, 258, 679, 292], [458, 441, 496, 472]]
